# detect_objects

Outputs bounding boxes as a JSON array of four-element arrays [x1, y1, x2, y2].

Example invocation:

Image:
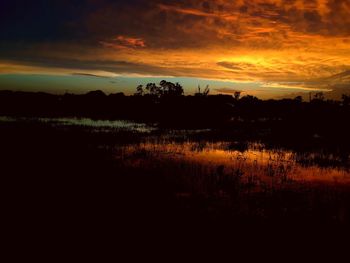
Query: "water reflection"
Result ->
[[2, 115, 349, 184], [122, 141, 350, 185], [0, 116, 155, 133]]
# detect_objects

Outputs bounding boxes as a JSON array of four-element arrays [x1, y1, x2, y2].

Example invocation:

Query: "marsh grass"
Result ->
[[1, 117, 350, 225], [121, 140, 350, 185], [111, 139, 350, 222]]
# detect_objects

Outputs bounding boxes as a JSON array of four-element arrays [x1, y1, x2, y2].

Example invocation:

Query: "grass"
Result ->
[[117, 140, 350, 223], [1, 117, 350, 232]]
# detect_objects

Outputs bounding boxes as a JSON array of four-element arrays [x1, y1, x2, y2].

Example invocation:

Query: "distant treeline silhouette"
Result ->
[[0, 80, 349, 131]]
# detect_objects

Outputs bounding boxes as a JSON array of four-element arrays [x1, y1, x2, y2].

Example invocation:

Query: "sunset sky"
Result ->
[[1, 0, 350, 98]]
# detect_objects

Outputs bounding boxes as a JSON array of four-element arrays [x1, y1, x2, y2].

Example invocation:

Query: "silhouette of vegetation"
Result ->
[[294, 95, 303, 103], [1, 117, 350, 235], [233, 91, 241, 101], [194, 85, 210, 97], [1, 82, 350, 240], [342, 94, 350, 106], [313, 92, 325, 101], [134, 80, 184, 98], [0, 81, 349, 153]]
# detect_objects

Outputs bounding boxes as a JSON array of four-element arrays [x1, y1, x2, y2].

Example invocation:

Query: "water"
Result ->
[[0, 116, 156, 133], [2, 115, 349, 185], [2, 116, 350, 224], [122, 141, 350, 186]]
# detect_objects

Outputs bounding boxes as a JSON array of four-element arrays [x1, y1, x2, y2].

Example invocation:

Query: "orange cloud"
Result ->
[[158, 3, 238, 21], [1, 0, 350, 98], [100, 35, 146, 50]]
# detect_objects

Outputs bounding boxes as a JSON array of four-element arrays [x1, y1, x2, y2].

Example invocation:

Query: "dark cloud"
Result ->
[[1, 0, 350, 84], [71, 73, 111, 78], [0, 50, 226, 79], [1, 0, 350, 47], [0, 48, 171, 76], [215, 88, 243, 95], [217, 62, 256, 71]]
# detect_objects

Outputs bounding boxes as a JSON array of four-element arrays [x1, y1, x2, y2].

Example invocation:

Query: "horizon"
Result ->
[[0, 76, 344, 102], [2, 0, 350, 243]]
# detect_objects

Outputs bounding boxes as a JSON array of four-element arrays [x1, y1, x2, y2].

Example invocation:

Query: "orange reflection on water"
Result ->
[[122, 141, 350, 185]]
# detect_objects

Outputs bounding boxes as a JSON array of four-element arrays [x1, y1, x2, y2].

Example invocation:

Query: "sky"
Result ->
[[1, 0, 350, 99]]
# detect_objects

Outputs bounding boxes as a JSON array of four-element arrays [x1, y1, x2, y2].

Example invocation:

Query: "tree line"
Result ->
[[0, 80, 349, 127]]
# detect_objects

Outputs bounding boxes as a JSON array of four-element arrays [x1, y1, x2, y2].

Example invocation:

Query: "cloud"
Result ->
[[158, 3, 238, 21], [324, 70, 350, 82], [100, 35, 146, 50], [260, 82, 333, 92], [71, 73, 112, 78], [1, 0, 350, 98], [214, 88, 243, 95], [217, 61, 256, 71], [1, 57, 171, 77]]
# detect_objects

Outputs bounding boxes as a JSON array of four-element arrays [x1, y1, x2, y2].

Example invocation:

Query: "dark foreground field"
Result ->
[[2, 117, 350, 253]]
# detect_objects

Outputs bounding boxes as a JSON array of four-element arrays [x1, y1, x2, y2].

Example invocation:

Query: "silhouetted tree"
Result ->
[[234, 91, 241, 101], [294, 96, 303, 103], [145, 83, 160, 97], [135, 81, 184, 98], [195, 85, 210, 97], [85, 90, 106, 98], [135, 85, 144, 96], [160, 80, 184, 96], [239, 95, 259, 103], [313, 92, 325, 101], [342, 94, 350, 106]]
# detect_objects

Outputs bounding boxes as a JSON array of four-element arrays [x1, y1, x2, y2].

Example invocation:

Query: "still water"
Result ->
[[0, 116, 156, 133], [122, 141, 350, 186], [1, 116, 349, 185]]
